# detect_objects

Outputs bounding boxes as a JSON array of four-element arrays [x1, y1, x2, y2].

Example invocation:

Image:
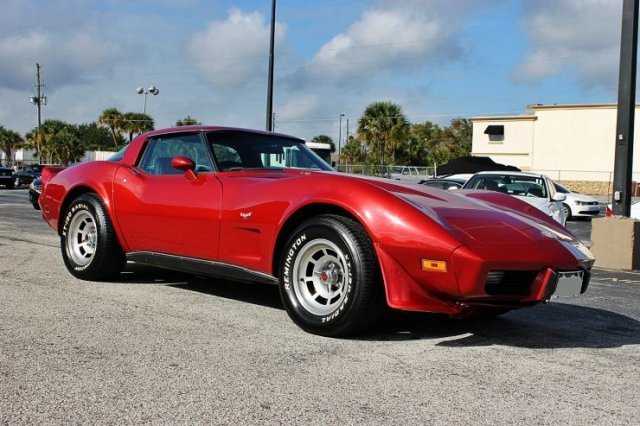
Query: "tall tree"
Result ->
[[340, 136, 364, 165], [441, 118, 472, 158], [76, 123, 114, 151], [357, 101, 409, 165], [175, 116, 201, 126], [0, 126, 24, 166], [48, 127, 84, 165], [410, 121, 442, 166], [123, 112, 154, 142], [98, 108, 125, 148]]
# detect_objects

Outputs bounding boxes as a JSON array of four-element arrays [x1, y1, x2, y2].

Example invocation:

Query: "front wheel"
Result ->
[[61, 193, 125, 280], [562, 203, 572, 221], [279, 215, 385, 336]]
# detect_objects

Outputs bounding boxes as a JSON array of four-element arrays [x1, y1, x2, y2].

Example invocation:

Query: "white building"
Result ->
[[471, 104, 640, 193]]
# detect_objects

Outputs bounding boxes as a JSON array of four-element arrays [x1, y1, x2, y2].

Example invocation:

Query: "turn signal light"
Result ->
[[421, 259, 447, 272]]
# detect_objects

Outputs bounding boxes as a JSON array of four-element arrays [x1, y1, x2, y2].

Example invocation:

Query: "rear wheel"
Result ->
[[279, 215, 385, 336], [61, 193, 125, 280]]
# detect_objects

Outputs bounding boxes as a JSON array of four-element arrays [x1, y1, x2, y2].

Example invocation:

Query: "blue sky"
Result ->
[[0, 0, 623, 142]]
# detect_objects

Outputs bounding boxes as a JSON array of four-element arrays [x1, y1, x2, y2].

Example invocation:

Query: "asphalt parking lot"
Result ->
[[1, 188, 639, 424]]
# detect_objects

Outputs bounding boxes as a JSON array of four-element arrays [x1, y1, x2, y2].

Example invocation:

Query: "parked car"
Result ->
[[462, 171, 567, 225], [421, 177, 467, 190], [15, 165, 46, 187], [28, 177, 42, 209], [552, 183, 600, 220], [0, 166, 15, 189], [387, 166, 429, 184], [39, 126, 594, 336]]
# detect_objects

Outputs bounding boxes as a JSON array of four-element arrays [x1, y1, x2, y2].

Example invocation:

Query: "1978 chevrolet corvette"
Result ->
[[39, 126, 595, 336]]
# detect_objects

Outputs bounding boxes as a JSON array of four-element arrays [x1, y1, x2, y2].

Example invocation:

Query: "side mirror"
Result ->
[[171, 156, 195, 172], [446, 185, 459, 191], [552, 193, 566, 202], [171, 156, 197, 181]]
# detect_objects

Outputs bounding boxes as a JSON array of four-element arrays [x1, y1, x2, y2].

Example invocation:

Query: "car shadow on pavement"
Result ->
[[115, 264, 639, 348], [365, 303, 640, 349], [114, 263, 284, 310]]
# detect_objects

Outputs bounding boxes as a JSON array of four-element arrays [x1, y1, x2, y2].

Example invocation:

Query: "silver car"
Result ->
[[462, 171, 567, 225]]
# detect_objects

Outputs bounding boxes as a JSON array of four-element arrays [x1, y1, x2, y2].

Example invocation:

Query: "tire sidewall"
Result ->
[[280, 219, 362, 331], [61, 198, 99, 274]]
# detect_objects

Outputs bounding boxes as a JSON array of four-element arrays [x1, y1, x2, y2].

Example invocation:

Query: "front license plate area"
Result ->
[[553, 271, 584, 298]]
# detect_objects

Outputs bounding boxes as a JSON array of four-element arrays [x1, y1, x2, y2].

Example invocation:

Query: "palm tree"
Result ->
[[98, 108, 125, 148], [0, 126, 24, 166], [38, 120, 68, 164], [357, 101, 409, 166], [123, 112, 154, 142]]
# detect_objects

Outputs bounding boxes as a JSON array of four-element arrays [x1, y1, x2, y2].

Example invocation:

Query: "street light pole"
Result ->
[[612, 0, 639, 216], [266, 0, 276, 131], [338, 113, 345, 169], [136, 86, 159, 114], [30, 63, 46, 163]]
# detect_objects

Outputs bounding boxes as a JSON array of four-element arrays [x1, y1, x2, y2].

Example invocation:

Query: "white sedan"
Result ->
[[462, 171, 567, 225], [553, 183, 601, 220]]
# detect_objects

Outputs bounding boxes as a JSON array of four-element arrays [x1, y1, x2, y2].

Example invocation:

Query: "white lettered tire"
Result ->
[[279, 215, 384, 336], [61, 194, 125, 281]]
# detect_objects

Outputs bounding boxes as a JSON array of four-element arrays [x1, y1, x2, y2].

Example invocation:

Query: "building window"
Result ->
[[484, 125, 504, 143]]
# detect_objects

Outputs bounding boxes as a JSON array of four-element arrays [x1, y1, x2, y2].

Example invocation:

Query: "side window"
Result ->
[[212, 145, 243, 171], [138, 134, 213, 175]]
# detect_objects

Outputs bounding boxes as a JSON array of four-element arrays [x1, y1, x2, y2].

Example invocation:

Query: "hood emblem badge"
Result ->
[[240, 212, 253, 220]]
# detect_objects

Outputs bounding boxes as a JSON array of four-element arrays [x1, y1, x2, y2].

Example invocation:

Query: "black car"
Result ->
[[15, 165, 45, 187], [28, 177, 42, 209], [0, 166, 15, 189]]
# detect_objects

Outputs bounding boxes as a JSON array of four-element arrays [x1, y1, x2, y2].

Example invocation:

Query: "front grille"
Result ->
[[485, 270, 538, 296]]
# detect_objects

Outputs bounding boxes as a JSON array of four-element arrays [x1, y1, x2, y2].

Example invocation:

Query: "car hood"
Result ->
[[566, 192, 598, 203], [348, 174, 573, 245]]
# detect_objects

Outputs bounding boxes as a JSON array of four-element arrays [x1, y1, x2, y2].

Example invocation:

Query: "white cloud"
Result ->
[[187, 9, 286, 86], [299, 3, 463, 83], [514, 0, 622, 89], [276, 0, 498, 138], [0, 0, 138, 92]]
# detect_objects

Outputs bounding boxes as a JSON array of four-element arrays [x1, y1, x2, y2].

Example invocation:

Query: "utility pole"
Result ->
[[612, 0, 639, 216], [265, 0, 276, 131], [30, 63, 46, 163]]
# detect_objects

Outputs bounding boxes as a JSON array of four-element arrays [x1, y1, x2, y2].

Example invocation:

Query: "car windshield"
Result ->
[[108, 146, 127, 162], [206, 131, 332, 172], [464, 174, 548, 198], [554, 182, 570, 194]]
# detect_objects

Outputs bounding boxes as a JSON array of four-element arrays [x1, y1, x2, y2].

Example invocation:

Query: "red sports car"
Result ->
[[39, 126, 595, 336]]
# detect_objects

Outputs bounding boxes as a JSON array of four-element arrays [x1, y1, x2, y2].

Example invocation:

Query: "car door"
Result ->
[[113, 132, 223, 259]]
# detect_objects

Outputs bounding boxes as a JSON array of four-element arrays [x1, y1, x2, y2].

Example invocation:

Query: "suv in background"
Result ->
[[0, 166, 16, 189], [15, 165, 47, 187], [387, 166, 430, 184]]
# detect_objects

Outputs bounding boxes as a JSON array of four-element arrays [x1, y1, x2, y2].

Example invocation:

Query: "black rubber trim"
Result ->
[[127, 251, 278, 285]]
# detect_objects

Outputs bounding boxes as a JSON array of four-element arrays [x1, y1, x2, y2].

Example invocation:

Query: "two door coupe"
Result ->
[[39, 126, 594, 336]]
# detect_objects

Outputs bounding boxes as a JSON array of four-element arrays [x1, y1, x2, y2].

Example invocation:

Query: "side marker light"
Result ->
[[421, 259, 447, 272]]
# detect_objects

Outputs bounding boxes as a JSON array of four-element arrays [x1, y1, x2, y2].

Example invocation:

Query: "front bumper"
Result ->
[[374, 237, 593, 315]]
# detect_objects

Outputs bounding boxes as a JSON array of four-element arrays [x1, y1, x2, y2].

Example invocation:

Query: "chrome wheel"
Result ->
[[292, 238, 349, 316], [66, 210, 97, 266]]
